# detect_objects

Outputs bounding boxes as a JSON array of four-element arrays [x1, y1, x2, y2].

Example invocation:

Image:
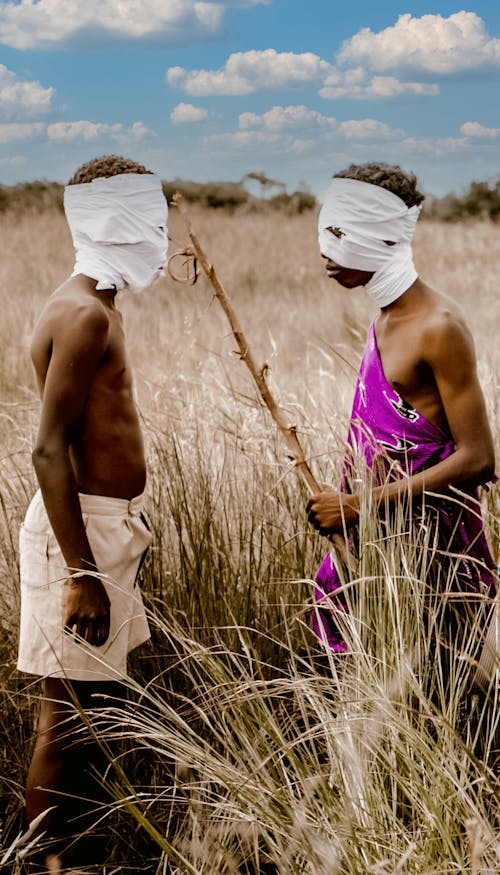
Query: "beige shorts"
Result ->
[[17, 490, 152, 681]]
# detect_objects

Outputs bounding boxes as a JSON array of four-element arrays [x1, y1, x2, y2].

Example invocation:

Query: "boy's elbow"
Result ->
[[32, 441, 65, 472], [455, 442, 496, 487], [481, 435, 496, 481], [32, 444, 50, 474], [471, 447, 496, 485], [479, 454, 496, 484]]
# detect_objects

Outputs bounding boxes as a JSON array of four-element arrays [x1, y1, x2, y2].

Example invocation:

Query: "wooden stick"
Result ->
[[171, 193, 352, 566]]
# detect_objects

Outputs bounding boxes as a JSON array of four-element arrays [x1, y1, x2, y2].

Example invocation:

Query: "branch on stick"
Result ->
[[169, 192, 353, 567]]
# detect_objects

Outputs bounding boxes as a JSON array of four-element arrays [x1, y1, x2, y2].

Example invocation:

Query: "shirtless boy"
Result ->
[[17, 155, 168, 872], [307, 162, 496, 654]]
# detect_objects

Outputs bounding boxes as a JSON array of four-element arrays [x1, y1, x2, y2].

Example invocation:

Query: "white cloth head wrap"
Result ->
[[318, 177, 421, 307], [64, 172, 168, 294]]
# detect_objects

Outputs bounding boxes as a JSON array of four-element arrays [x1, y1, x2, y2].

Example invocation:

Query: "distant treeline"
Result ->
[[2, 176, 500, 220], [423, 180, 500, 221], [0, 179, 64, 213], [0, 177, 316, 215]]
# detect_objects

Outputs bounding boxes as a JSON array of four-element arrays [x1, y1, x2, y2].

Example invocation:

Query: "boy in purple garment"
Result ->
[[306, 163, 496, 651]]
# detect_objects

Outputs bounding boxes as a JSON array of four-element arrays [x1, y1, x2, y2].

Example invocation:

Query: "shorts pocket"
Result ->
[[19, 524, 50, 590]]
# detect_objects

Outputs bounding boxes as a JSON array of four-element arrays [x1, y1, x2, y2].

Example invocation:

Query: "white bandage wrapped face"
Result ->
[[64, 172, 168, 294], [318, 177, 421, 308]]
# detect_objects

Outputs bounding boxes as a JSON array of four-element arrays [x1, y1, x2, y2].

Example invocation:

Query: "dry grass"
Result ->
[[0, 207, 498, 873]]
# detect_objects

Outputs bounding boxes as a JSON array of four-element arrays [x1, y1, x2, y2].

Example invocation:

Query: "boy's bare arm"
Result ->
[[33, 301, 111, 645], [308, 314, 495, 533]]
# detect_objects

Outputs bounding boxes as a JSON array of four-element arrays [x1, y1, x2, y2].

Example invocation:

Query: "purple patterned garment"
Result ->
[[313, 322, 496, 651]]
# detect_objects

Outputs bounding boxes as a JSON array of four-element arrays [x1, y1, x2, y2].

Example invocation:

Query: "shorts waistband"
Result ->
[[78, 492, 145, 517]]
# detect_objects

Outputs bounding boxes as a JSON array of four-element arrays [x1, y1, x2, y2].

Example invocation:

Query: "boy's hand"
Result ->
[[64, 575, 111, 647], [306, 490, 359, 534]]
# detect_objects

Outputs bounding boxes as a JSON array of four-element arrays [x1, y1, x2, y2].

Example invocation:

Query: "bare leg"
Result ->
[[25, 677, 123, 872]]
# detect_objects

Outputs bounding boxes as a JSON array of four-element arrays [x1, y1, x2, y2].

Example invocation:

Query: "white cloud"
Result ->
[[206, 108, 486, 169], [397, 136, 468, 156], [118, 121, 152, 142], [0, 118, 152, 145], [0, 64, 53, 118], [204, 127, 477, 195], [167, 14, 500, 102], [164, 12, 498, 111], [47, 121, 122, 141], [289, 138, 314, 155], [237, 104, 403, 140], [206, 128, 318, 160], [207, 105, 405, 157], [166, 42, 441, 103], [239, 105, 337, 132], [0, 154, 26, 166], [170, 102, 208, 123], [0, 0, 267, 49], [167, 49, 331, 96], [218, 129, 313, 156], [0, 122, 45, 143], [338, 119, 402, 140], [460, 121, 499, 139], [338, 12, 500, 74], [47, 120, 152, 142], [320, 67, 438, 99], [0, 121, 154, 144]]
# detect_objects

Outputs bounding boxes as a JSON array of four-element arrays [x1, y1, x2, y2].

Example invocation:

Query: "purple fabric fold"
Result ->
[[313, 323, 496, 650]]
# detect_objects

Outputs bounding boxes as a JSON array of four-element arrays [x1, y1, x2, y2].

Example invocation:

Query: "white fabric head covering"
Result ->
[[318, 177, 421, 307], [64, 172, 168, 294]]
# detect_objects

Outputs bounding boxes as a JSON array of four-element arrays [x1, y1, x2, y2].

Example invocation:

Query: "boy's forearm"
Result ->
[[308, 443, 495, 534], [372, 444, 495, 509], [32, 446, 97, 572]]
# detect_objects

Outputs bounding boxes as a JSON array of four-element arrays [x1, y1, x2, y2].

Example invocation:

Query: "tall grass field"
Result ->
[[0, 204, 498, 874]]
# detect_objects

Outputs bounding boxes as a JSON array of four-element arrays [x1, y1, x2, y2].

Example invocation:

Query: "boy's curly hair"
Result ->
[[67, 155, 152, 185], [334, 162, 425, 207]]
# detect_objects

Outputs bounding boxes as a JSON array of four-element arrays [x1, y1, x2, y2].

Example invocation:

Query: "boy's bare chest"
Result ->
[[95, 321, 134, 394], [375, 322, 438, 412]]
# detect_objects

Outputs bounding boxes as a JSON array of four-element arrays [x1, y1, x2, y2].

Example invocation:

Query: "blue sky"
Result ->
[[1, 1, 500, 196]]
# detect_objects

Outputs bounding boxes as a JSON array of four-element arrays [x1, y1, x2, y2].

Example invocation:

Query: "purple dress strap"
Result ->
[[313, 323, 496, 650]]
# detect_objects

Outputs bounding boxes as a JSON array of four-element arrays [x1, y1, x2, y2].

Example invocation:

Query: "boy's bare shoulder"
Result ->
[[419, 289, 475, 365], [35, 277, 111, 343], [30, 280, 112, 377]]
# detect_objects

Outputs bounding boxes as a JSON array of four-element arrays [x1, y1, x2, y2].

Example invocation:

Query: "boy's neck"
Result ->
[[380, 276, 423, 314], [74, 273, 118, 307]]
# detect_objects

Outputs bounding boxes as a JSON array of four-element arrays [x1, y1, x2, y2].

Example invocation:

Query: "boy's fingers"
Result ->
[[90, 619, 103, 644], [306, 493, 322, 508], [79, 620, 90, 641], [64, 612, 76, 634], [97, 618, 110, 645]]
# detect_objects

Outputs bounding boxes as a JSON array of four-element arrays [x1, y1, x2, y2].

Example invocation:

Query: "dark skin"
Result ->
[[307, 257, 496, 533], [31, 273, 147, 643], [27, 272, 148, 872]]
